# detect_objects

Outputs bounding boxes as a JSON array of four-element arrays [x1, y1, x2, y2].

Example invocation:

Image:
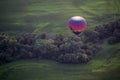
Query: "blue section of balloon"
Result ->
[[69, 19, 85, 26]]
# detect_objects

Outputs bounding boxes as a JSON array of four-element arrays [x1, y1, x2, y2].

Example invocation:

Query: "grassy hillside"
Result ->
[[0, 43, 119, 80], [0, 0, 120, 80], [0, 0, 120, 35]]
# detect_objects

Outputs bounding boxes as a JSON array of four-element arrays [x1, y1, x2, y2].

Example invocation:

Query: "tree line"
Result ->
[[0, 19, 120, 65]]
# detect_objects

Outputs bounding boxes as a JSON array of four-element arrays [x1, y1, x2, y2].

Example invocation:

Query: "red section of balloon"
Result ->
[[68, 24, 86, 31]]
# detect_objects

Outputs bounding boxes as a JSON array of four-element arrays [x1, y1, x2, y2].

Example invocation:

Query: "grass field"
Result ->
[[0, 0, 120, 35], [0, 43, 120, 80], [0, 0, 120, 80], [0, 60, 99, 80]]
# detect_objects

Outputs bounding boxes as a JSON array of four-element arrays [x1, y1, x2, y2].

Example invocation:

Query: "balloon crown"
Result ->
[[71, 16, 85, 21]]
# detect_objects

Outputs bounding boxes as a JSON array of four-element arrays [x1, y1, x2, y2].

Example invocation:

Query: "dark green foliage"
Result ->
[[34, 39, 59, 59], [58, 53, 90, 64], [58, 53, 79, 64], [0, 20, 120, 65], [81, 30, 100, 43], [54, 34, 66, 47], [0, 33, 97, 64], [59, 41, 81, 54], [16, 33, 37, 45], [108, 37, 120, 44], [0, 53, 12, 65], [95, 19, 120, 41]]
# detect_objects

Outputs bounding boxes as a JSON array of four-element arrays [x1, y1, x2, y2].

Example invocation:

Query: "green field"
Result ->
[[0, 0, 120, 80], [0, 43, 120, 80], [0, 0, 120, 35]]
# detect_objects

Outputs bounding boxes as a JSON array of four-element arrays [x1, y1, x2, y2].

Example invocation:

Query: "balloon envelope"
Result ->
[[68, 16, 87, 35]]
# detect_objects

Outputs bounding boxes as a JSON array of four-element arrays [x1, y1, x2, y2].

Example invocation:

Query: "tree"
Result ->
[[16, 33, 36, 45], [82, 30, 100, 43], [58, 53, 79, 63], [34, 39, 59, 59], [60, 41, 82, 54], [0, 53, 12, 65], [54, 34, 66, 47]]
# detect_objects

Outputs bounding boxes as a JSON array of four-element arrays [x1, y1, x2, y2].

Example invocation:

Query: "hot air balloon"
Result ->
[[68, 16, 87, 35]]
